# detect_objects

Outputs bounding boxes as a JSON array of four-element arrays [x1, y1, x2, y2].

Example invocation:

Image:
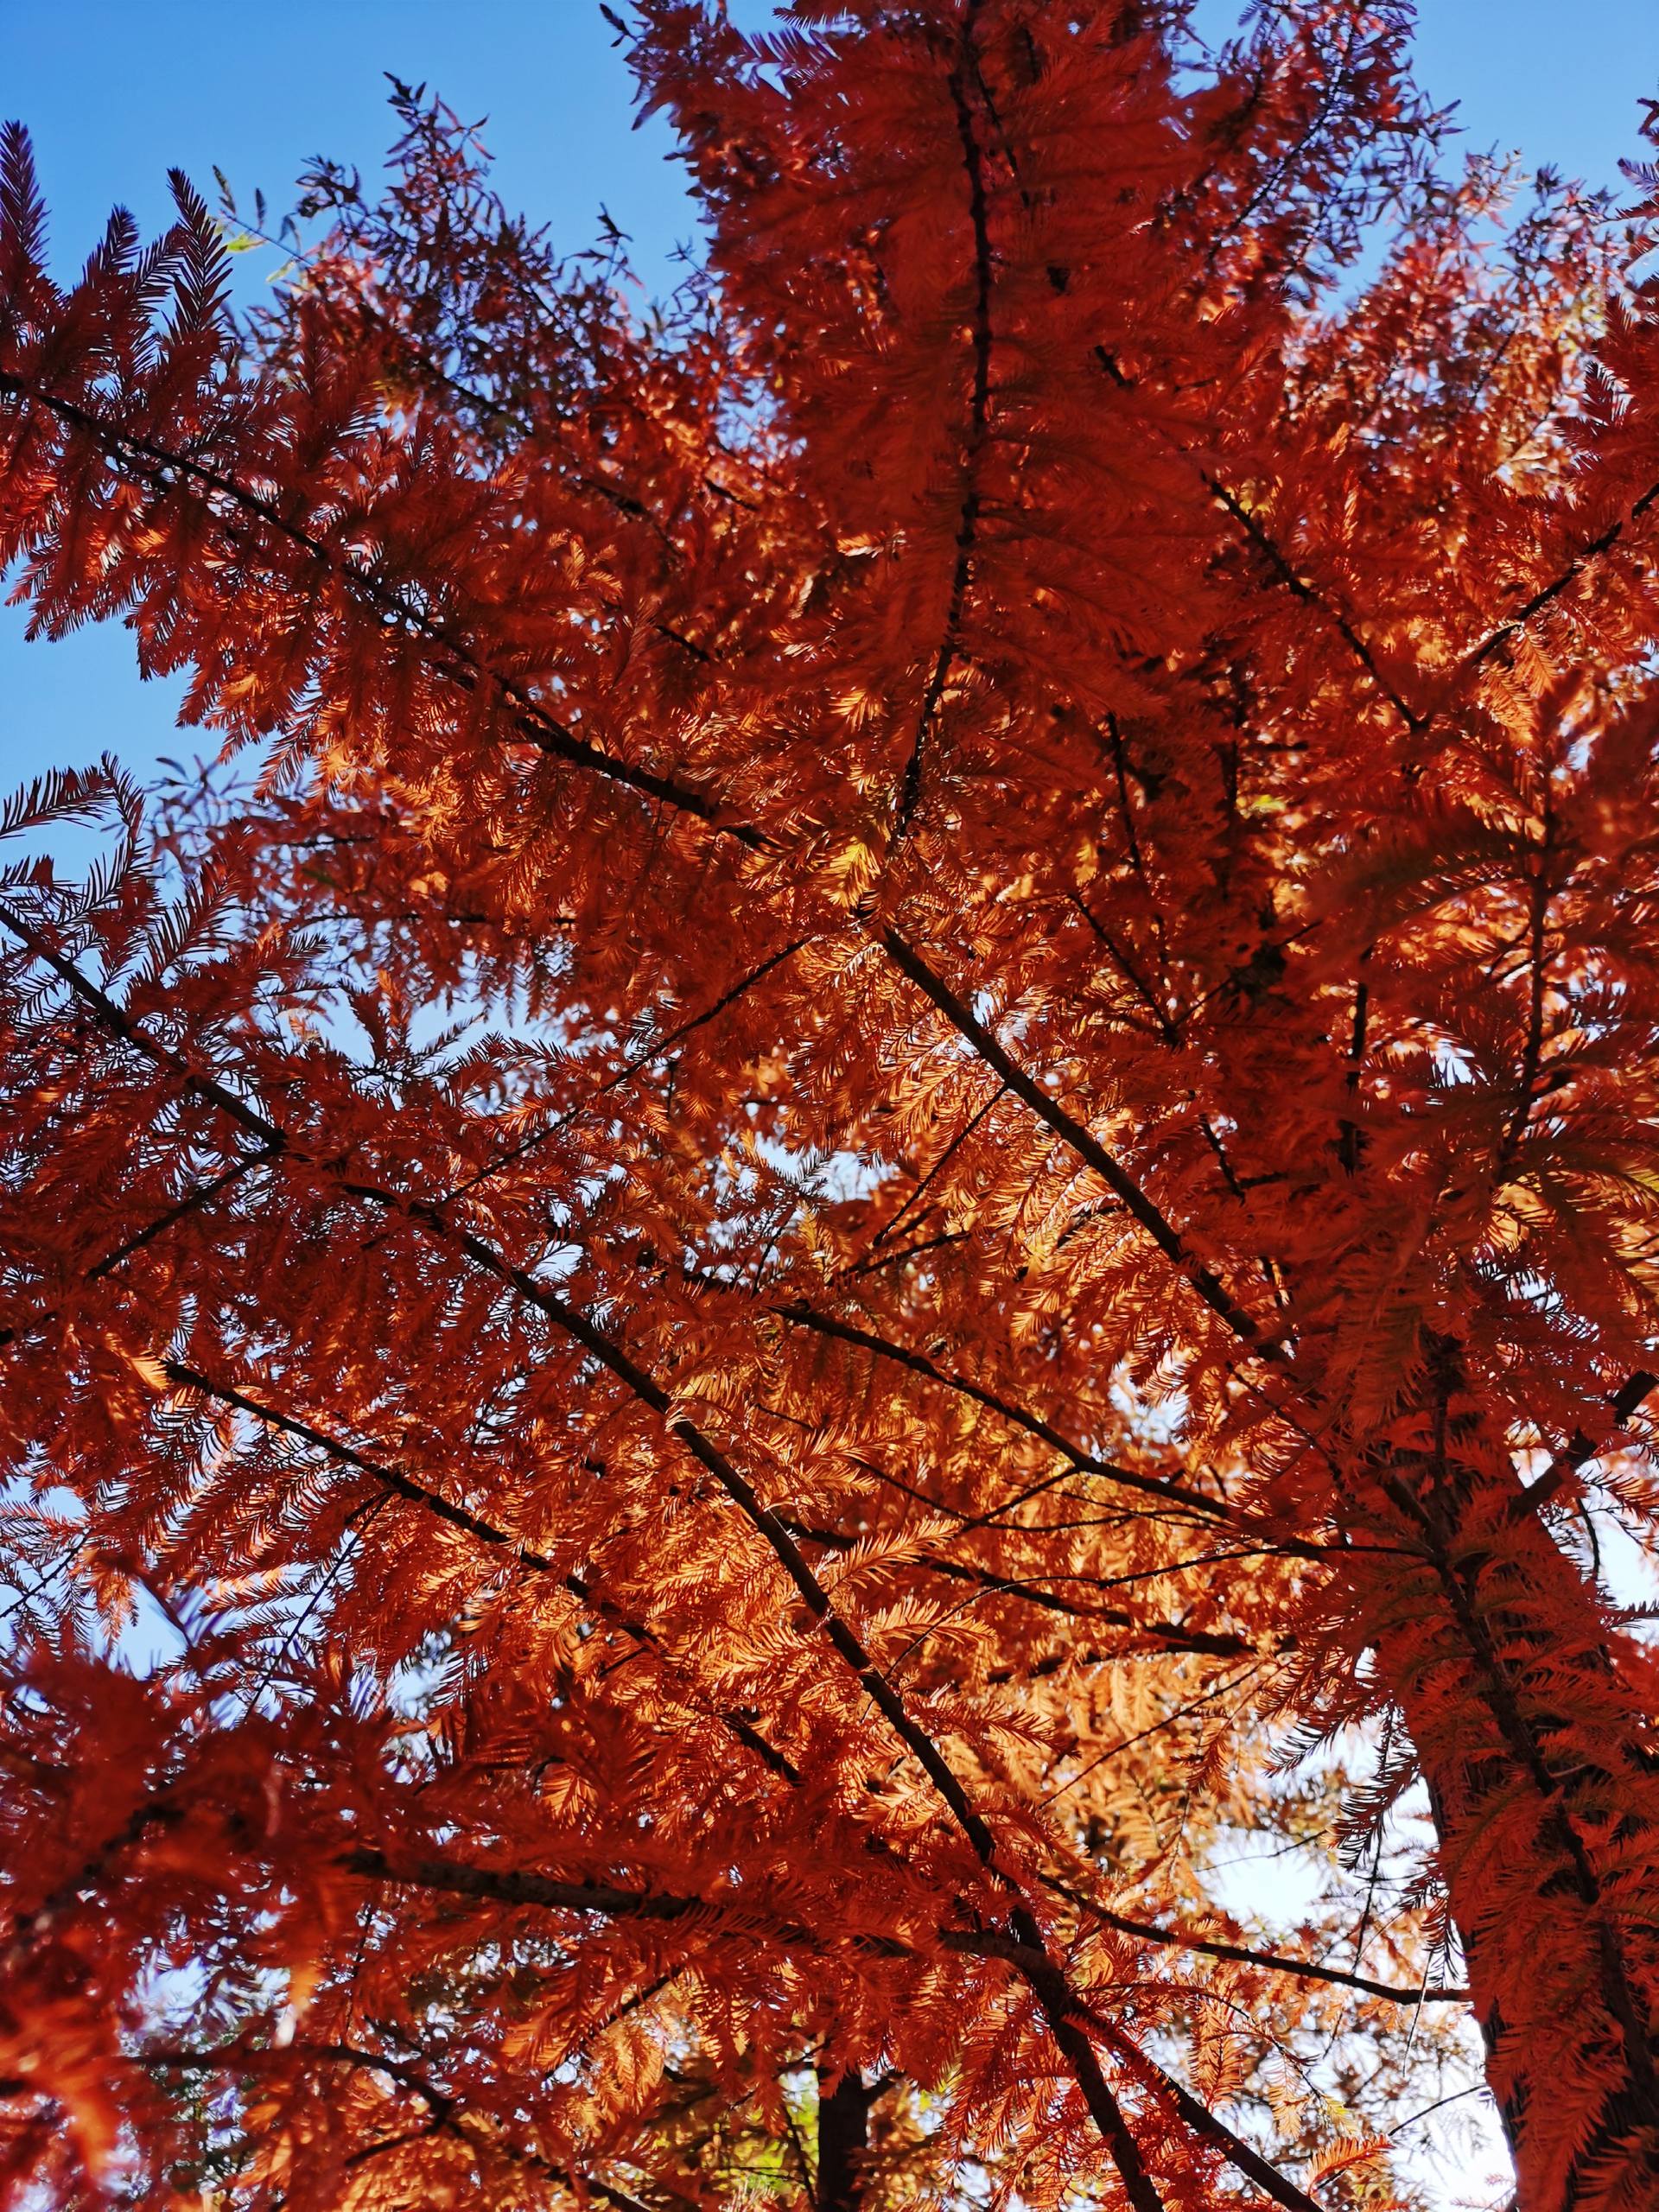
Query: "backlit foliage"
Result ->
[[3, 5, 1659, 2207]]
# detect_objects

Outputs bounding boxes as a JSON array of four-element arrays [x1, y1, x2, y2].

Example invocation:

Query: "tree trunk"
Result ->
[[1354, 1361, 1659, 2208], [816, 2069, 875, 2212]]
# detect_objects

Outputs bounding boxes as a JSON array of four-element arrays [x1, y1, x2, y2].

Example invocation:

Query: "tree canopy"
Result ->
[[3, 4, 1659, 2207]]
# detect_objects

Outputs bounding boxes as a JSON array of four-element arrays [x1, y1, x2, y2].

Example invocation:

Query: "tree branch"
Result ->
[[0, 372, 765, 848], [879, 930, 1270, 1349], [896, 2, 995, 840], [164, 1359, 802, 1787]]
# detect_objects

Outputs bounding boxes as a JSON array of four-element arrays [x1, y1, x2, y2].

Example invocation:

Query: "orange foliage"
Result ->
[[2, 6, 1659, 2207]]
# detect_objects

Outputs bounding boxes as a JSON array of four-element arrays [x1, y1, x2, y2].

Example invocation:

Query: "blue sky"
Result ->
[[3, 0, 1658, 798]]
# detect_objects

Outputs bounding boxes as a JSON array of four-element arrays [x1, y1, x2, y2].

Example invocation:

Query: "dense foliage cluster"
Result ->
[[3, 4, 1659, 2206]]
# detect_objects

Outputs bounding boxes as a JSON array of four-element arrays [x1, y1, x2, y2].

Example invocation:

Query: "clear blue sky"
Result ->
[[3, 0, 1658, 799]]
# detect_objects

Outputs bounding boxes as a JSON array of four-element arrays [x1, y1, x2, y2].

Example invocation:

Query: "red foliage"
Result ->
[[3, 6, 1659, 2206]]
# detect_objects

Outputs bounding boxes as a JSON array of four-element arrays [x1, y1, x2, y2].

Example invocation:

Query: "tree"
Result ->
[[2, 1, 1658, 2203]]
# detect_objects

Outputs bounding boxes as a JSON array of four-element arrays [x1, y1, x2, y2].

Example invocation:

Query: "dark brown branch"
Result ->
[[167, 1361, 559, 1566], [0, 893, 283, 1147], [1090, 340, 1424, 738], [908, 1554, 1262, 1659], [0, 372, 765, 848], [1393, 1373, 1659, 2133], [783, 1508, 1261, 1657], [776, 1299, 1232, 1525], [1337, 952, 1370, 1175], [0, 1145, 276, 1352], [1459, 473, 1659, 685], [165, 1360, 802, 1787], [862, 1080, 1005, 1256], [1498, 834, 1553, 1169], [880, 929, 1269, 1349], [1036, 1874, 1469, 2006], [897, 0, 995, 842], [445, 933, 812, 1205], [1511, 1368, 1659, 1519], [1200, 467, 1425, 734], [969, 1929, 1168, 2212], [341, 1845, 703, 1923], [1098, 2024, 1322, 2212]]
